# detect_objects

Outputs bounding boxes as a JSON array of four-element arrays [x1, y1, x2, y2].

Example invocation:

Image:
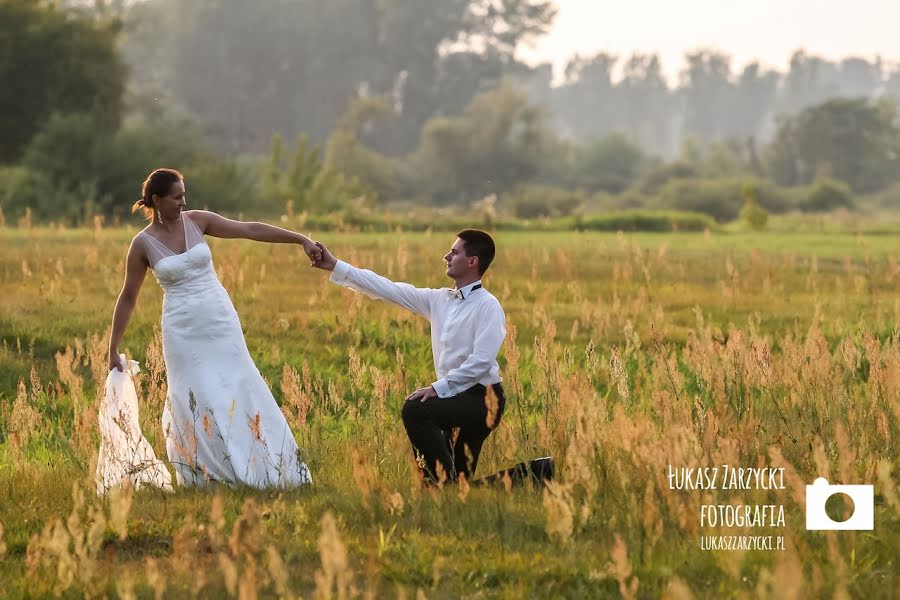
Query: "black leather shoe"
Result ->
[[527, 457, 554, 482], [475, 456, 555, 487]]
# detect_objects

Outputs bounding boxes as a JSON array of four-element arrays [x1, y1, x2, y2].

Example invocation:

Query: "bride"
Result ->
[[107, 168, 315, 488]]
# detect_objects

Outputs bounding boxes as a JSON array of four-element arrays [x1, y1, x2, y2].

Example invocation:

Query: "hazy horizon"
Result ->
[[519, 0, 900, 83]]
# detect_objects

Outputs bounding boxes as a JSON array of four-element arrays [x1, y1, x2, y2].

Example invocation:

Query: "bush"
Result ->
[[0, 166, 65, 221], [92, 125, 206, 215], [740, 201, 768, 231], [800, 178, 855, 212], [277, 209, 715, 233], [17, 115, 213, 221], [739, 183, 769, 231], [20, 114, 98, 204], [183, 161, 257, 214], [588, 190, 652, 212], [749, 178, 795, 214], [505, 185, 583, 218], [13, 114, 274, 222], [740, 202, 768, 230], [258, 134, 375, 216], [651, 177, 795, 222], [574, 210, 715, 232], [653, 178, 743, 222], [284, 210, 509, 233]]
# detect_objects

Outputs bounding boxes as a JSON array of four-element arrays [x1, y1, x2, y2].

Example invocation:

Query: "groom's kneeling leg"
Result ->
[[452, 384, 505, 479], [401, 398, 455, 483], [452, 429, 487, 481]]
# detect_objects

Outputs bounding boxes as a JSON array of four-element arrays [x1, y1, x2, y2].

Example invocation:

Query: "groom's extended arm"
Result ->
[[331, 260, 436, 318], [314, 242, 436, 318], [431, 301, 506, 397]]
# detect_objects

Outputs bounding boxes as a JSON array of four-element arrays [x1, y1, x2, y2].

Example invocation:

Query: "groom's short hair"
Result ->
[[456, 229, 495, 275]]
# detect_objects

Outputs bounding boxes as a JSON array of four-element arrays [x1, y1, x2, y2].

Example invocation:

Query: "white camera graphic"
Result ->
[[805, 477, 873, 530]]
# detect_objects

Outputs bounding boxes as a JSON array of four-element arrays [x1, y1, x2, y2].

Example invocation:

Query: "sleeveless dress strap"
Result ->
[[183, 212, 206, 250], [140, 231, 173, 268]]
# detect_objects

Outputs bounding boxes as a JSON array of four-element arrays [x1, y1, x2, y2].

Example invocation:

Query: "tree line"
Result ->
[[1, 0, 899, 225]]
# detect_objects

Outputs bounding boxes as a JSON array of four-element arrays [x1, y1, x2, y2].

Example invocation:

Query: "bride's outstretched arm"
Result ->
[[188, 210, 321, 265], [108, 238, 148, 371]]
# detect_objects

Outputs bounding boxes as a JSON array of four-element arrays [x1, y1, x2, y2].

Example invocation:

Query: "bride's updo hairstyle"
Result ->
[[132, 168, 184, 220]]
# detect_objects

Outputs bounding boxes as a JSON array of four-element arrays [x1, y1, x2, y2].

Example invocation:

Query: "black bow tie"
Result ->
[[451, 283, 482, 300]]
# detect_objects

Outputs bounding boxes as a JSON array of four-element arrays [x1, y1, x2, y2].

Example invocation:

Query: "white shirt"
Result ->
[[330, 260, 505, 398]]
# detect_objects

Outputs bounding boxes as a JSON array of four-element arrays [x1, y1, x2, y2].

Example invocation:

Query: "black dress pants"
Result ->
[[401, 383, 505, 483]]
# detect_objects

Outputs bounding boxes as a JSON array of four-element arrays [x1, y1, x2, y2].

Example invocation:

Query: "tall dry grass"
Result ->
[[0, 225, 898, 596]]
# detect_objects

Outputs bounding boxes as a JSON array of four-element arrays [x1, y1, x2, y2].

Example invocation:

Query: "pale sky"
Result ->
[[518, 0, 900, 84]]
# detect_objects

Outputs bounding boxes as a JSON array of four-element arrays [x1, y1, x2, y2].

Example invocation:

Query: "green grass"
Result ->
[[0, 226, 898, 598]]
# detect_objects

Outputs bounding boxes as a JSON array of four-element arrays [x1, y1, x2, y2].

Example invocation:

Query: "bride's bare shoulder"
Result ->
[[183, 210, 213, 234], [183, 209, 211, 223], [131, 227, 152, 244], [127, 230, 152, 262]]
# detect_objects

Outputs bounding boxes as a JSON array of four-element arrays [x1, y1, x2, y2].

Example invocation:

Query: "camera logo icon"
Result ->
[[805, 477, 873, 530]]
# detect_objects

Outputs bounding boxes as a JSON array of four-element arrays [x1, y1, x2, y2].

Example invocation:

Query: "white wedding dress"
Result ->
[[136, 212, 312, 488], [96, 354, 173, 495]]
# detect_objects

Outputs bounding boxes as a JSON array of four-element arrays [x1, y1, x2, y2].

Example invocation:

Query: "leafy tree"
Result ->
[[260, 130, 371, 215], [286, 136, 327, 211], [776, 51, 840, 116], [128, 0, 348, 152], [727, 63, 779, 139], [765, 98, 900, 193], [20, 114, 100, 197], [571, 134, 646, 194], [886, 65, 900, 100], [351, 0, 555, 154], [412, 85, 549, 203], [0, 1, 125, 161], [458, 0, 557, 57], [618, 54, 674, 154], [0, 166, 62, 221], [16, 113, 246, 220], [325, 97, 402, 202], [837, 57, 882, 98], [120, 0, 554, 154], [552, 53, 620, 140], [680, 51, 733, 142]]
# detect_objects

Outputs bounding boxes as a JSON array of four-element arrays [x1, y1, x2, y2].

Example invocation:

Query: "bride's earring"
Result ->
[[156, 210, 163, 225]]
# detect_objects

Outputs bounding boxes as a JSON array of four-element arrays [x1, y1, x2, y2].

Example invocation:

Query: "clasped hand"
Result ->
[[301, 238, 323, 266], [303, 239, 337, 271]]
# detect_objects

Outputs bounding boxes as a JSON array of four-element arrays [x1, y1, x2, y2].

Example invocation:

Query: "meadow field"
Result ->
[[0, 224, 898, 598]]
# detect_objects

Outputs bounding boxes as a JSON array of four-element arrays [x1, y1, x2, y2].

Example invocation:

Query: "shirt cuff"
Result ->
[[431, 378, 451, 398], [330, 259, 351, 284]]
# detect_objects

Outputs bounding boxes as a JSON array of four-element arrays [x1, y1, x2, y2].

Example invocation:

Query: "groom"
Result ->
[[312, 230, 506, 484]]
